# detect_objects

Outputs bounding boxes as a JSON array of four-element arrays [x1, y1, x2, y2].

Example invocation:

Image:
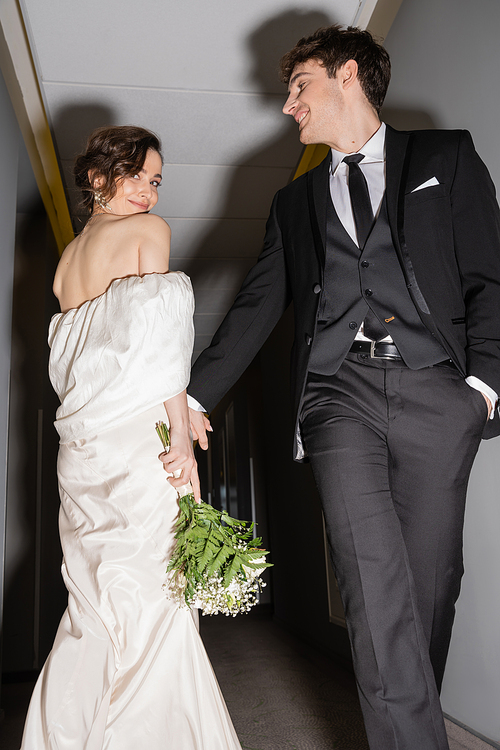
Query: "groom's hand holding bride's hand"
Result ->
[[189, 408, 212, 450]]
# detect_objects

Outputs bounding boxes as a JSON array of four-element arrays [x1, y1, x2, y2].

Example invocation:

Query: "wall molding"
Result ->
[[0, 0, 73, 253]]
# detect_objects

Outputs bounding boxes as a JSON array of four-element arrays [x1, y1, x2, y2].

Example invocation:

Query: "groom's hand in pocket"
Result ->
[[482, 392, 493, 419]]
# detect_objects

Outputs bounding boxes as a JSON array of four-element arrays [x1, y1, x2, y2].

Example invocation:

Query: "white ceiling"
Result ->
[[20, 0, 363, 358]]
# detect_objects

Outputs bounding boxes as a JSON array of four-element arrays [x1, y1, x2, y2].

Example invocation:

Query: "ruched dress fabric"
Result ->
[[21, 273, 241, 750]]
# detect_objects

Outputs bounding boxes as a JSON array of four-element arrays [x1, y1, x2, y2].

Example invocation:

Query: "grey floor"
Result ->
[[202, 613, 368, 750], [0, 613, 496, 750], [201, 613, 496, 750]]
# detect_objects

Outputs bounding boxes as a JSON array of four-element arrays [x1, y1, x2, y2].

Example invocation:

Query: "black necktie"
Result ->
[[343, 154, 386, 342], [343, 154, 373, 248]]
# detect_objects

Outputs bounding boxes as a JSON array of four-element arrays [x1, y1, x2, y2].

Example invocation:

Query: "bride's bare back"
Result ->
[[54, 212, 171, 313]]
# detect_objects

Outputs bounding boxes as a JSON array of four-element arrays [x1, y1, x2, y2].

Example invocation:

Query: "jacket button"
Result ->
[[313, 283, 321, 294], [349, 321, 357, 330], [305, 334, 312, 345], [361, 260, 370, 268], [365, 288, 373, 297]]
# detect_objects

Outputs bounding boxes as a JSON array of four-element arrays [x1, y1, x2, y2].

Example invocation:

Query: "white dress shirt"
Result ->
[[330, 121, 386, 245]]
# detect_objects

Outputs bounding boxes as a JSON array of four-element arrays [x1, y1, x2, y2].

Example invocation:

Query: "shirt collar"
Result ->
[[330, 121, 386, 175]]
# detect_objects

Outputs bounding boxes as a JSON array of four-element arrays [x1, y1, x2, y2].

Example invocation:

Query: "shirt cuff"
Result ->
[[465, 376, 498, 419], [187, 394, 206, 412]]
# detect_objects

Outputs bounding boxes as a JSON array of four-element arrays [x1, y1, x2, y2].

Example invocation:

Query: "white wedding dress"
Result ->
[[21, 272, 241, 750]]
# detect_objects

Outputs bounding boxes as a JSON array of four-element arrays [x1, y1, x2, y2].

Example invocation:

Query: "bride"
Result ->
[[21, 125, 241, 749]]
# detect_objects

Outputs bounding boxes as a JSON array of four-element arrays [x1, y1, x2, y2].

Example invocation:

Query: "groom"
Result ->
[[186, 25, 500, 750]]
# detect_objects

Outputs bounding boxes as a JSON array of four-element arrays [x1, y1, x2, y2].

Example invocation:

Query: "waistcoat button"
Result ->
[[349, 321, 357, 330], [361, 260, 370, 268], [365, 289, 373, 297], [313, 283, 321, 294]]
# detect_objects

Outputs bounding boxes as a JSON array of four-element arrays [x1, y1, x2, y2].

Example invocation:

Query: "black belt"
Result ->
[[349, 340, 456, 369], [349, 340, 402, 360]]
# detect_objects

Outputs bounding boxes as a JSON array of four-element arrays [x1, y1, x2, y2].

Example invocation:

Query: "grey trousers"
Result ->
[[301, 353, 487, 750]]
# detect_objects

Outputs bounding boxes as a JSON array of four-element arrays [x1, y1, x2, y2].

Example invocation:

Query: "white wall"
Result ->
[[385, 0, 500, 743], [0, 66, 19, 673]]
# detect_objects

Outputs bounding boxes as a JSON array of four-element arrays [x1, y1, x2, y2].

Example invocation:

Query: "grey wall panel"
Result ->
[[442, 441, 500, 735], [156, 164, 291, 219], [61, 159, 290, 220], [189, 288, 241, 316], [43, 83, 300, 168], [169, 256, 255, 293], [385, 0, 500, 742], [192, 336, 216, 361], [166, 218, 267, 258], [22, 1, 352, 93], [384, 0, 500, 183], [193, 314, 226, 337], [172, 216, 266, 351]]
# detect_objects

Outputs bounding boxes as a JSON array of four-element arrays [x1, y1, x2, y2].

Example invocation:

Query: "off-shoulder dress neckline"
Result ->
[[55, 271, 173, 320]]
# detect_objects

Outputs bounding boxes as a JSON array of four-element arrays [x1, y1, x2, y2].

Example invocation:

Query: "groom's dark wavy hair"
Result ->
[[279, 25, 391, 113], [74, 125, 163, 214]]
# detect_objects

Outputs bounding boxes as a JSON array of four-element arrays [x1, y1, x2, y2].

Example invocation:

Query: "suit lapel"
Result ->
[[385, 124, 431, 315], [385, 124, 411, 249], [307, 153, 331, 268]]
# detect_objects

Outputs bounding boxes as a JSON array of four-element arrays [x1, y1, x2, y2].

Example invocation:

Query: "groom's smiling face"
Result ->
[[282, 59, 346, 148]]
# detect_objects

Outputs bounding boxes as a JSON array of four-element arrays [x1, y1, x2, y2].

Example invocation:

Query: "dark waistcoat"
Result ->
[[308, 194, 448, 376]]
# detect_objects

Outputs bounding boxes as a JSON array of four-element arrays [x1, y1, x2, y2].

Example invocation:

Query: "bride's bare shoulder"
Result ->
[[122, 214, 172, 274], [119, 212, 171, 238]]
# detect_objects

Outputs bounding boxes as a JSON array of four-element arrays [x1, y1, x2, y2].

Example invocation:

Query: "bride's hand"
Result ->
[[160, 428, 201, 502]]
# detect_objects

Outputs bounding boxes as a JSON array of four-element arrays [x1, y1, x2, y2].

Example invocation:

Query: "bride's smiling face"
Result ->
[[95, 148, 163, 215]]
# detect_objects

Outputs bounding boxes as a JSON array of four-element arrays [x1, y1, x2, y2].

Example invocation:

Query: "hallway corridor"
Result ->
[[0, 611, 496, 749]]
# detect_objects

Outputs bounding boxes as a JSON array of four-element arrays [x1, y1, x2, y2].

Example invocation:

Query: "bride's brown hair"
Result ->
[[74, 125, 163, 213]]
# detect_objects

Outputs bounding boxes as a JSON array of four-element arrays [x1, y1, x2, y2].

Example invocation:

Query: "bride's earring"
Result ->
[[93, 189, 108, 211]]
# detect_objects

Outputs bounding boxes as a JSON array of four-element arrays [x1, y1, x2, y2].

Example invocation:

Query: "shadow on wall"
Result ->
[[50, 103, 116, 233], [178, 8, 335, 310], [381, 108, 437, 130], [247, 9, 334, 94], [3, 199, 62, 674]]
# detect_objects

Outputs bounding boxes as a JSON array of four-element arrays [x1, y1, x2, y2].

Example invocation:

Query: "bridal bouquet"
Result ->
[[156, 421, 272, 616]]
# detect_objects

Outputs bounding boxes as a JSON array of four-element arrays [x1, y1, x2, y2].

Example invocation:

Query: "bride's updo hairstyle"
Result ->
[[74, 125, 163, 213]]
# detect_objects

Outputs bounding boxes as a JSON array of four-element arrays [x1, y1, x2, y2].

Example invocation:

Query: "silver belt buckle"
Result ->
[[370, 341, 401, 360]]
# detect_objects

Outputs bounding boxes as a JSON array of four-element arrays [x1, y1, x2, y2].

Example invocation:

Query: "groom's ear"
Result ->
[[338, 59, 359, 90]]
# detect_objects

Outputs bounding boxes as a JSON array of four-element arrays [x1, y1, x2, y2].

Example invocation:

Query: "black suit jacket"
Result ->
[[189, 125, 500, 455]]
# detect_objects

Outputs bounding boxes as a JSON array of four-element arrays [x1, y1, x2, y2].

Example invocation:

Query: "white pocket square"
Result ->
[[411, 176, 440, 192]]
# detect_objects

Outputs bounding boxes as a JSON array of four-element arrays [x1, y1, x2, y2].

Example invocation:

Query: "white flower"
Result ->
[[166, 568, 265, 616]]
